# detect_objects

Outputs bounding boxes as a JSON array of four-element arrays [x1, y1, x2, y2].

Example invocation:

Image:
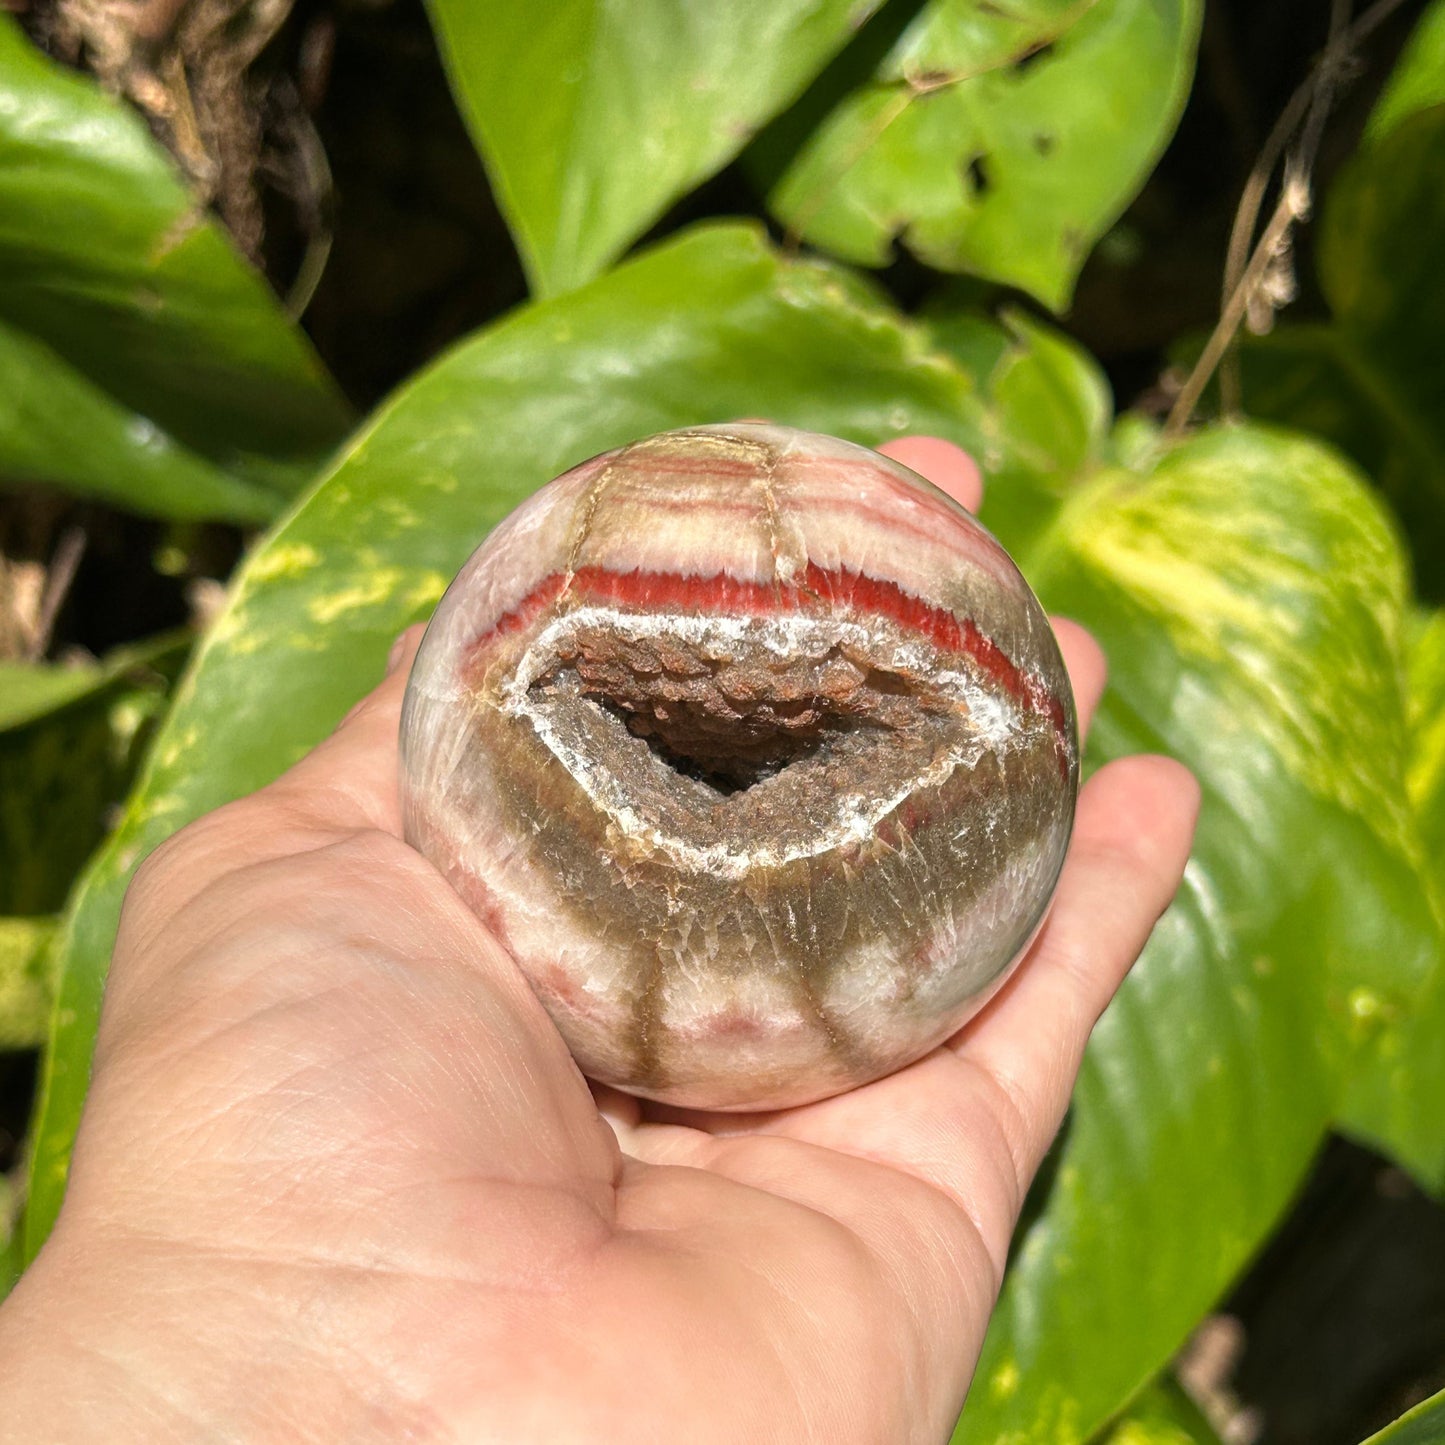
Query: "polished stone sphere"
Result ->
[[400, 423, 1077, 1110]]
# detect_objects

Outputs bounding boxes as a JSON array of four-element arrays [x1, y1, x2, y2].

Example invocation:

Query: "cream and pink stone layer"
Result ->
[[400, 424, 1077, 1110]]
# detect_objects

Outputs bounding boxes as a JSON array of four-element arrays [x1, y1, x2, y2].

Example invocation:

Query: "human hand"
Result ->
[[0, 438, 1199, 1443]]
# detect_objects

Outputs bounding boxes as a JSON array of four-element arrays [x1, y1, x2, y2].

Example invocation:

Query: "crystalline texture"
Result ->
[[400, 423, 1078, 1110]]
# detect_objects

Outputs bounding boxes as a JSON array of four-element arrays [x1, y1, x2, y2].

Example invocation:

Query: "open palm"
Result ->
[[0, 439, 1198, 1444]]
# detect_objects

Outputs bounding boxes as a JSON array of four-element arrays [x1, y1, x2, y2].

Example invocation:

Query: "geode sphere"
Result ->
[[400, 423, 1077, 1111]]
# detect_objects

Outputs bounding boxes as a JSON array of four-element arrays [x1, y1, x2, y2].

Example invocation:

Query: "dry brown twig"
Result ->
[[50, 0, 293, 260], [0, 526, 85, 662], [1165, 0, 1415, 436], [29, 527, 86, 662]]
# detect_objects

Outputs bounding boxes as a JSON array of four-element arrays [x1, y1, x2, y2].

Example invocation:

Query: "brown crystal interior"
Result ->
[[528, 620, 949, 797]]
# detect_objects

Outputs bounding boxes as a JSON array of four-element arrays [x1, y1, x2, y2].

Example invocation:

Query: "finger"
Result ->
[[878, 436, 984, 513], [1051, 616, 1106, 743], [387, 623, 425, 677], [591, 1080, 642, 1138], [949, 754, 1201, 1189], [263, 623, 427, 836]]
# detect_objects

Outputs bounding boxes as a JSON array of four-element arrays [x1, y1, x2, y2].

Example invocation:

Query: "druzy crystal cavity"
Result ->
[[400, 424, 1078, 1110]]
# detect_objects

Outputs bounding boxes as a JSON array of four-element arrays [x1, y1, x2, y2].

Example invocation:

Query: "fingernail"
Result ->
[[385, 630, 411, 676]]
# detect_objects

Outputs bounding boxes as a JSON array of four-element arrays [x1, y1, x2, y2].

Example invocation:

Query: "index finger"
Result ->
[[877, 436, 984, 513]]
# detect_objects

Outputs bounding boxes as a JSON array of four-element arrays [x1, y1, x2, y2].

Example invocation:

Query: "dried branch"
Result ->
[[29, 526, 86, 661], [1167, 0, 1414, 435]]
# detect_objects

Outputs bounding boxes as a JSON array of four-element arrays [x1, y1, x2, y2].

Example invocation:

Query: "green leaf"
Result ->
[[426, 0, 885, 297], [0, 916, 55, 1051], [922, 302, 1113, 556], [0, 319, 274, 524], [1337, 611, 1445, 1192], [1360, 1386, 1445, 1445], [957, 425, 1433, 1443], [22, 221, 997, 1257], [1367, 0, 1445, 144], [761, 0, 1202, 309], [0, 15, 351, 517], [0, 658, 108, 734], [1232, 107, 1445, 592], [1098, 1378, 1221, 1445], [0, 634, 191, 920], [1317, 113, 1445, 431]]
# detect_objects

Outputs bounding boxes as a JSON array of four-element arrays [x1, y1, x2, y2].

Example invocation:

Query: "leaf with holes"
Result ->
[[425, 0, 887, 296], [955, 425, 1433, 1443], [0, 15, 351, 519], [758, 0, 1201, 309]]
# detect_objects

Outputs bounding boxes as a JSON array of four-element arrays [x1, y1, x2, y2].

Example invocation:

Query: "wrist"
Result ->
[[1, 1221, 336, 1442], [0, 1228, 161, 1438]]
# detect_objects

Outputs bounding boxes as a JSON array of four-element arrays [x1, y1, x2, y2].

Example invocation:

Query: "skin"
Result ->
[[0, 438, 1200, 1443]]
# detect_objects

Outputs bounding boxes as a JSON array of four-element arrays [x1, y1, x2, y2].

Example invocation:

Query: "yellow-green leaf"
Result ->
[[0, 916, 54, 1051], [957, 424, 1432, 1443], [1337, 610, 1445, 1192]]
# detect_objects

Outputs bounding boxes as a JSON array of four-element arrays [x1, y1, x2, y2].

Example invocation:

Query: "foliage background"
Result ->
[[2, 1, 1445, 1441]]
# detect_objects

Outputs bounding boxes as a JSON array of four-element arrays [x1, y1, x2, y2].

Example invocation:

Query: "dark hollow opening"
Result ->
[[594, 693, 872, 796], [533, 628, 939, 799]]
